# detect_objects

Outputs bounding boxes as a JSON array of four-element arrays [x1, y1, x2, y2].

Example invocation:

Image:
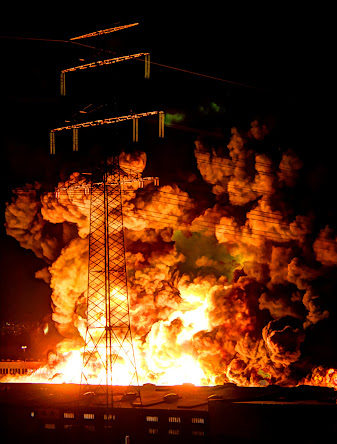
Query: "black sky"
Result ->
[[0, 5, 335, 322]]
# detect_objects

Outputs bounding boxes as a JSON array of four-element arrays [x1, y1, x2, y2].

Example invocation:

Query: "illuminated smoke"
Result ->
[[5, 184, 60, 262], [4, 125, 336, 387]]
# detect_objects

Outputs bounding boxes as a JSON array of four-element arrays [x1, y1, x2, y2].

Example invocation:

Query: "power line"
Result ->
[[38, 187, 337, 251], [124, 207, 306, 241], [27, 187, 306, 225], [195, 157, 298, 176], [64, 195, 318, 245], [195, 152, 297, 172], [134, 58, 260, 90], [0, 34, 260, 90], [0, 34, 101, 51]]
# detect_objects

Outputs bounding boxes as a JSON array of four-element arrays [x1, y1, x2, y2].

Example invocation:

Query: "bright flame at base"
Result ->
[[1, 348, 213, 386], [146, 354, 209, 386]]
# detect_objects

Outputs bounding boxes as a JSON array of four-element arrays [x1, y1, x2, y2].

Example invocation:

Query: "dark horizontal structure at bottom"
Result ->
[[0, 382, 336, 443]]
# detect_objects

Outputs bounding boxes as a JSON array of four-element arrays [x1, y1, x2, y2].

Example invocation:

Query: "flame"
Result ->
[[136, 281, 214, 385], [3, 127, 337, 389], [43, 323, 49, 335], [302, 367, 337, 389]]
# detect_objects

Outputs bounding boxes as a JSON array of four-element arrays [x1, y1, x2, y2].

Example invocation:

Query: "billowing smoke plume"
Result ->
[[5, 124, 337, 387]]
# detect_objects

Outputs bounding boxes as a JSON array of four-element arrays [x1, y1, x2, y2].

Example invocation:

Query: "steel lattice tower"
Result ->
[[47, 22, 165, 409], [80, 156, 141, 406], [52, 110, 163, 408]]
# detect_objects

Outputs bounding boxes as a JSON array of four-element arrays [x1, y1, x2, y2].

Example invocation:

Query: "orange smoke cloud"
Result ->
[[5, 184, 59, 262], [4, 122, 337, 388]]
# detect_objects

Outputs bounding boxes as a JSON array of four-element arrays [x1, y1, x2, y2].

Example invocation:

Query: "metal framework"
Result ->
[[49, 132, 55, 155], [49, 111, 164, 154], [49, 22, 163, 408], [132, 116, 139, 143], [62, 53, 150, 74], [60, 52, 150, 95], [80, 156, 149, 406], [70, 23, 139, 40], [52, 110, 162, 407], [72, 128, 79, 152]]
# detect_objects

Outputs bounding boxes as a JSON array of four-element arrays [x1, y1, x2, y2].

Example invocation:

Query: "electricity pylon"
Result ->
[[81, 156, 155, 407], [52, 111, 163, 408], [50, 22, 164, 408]]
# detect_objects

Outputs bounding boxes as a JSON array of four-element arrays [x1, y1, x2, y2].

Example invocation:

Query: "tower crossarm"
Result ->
[[60, 51, 150, 95], [61, 52, 150, 74], [51, 111, 162, 133], [54, 176, 159, 198], [50, 111, 164, 153], [70, 23, 139, 40]]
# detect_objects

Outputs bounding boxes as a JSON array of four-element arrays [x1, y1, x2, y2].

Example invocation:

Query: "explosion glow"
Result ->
[[3, 122, 337, 389]]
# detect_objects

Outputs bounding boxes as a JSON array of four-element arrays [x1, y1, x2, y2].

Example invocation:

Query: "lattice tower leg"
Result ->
[[80, 157, 141, 408]]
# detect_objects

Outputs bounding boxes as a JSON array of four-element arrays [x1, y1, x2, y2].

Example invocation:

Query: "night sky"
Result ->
[[0, 4, 334, 324]]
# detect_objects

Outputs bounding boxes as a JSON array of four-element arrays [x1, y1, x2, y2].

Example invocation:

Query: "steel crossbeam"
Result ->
[[62, 52, 149, 74], [70, 23, 139, 41]]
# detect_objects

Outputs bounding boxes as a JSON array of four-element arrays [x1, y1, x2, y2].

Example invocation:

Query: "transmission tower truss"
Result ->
[[79, 157, 153, 405], [47, 20, 161, 409], [62, 52, 149, 74], [55, 175, 159, 198], [51, 111, 161, 132], [60, 52, 150, 95], [70, 23, 139, 41], [49, 111, 164, 154]]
